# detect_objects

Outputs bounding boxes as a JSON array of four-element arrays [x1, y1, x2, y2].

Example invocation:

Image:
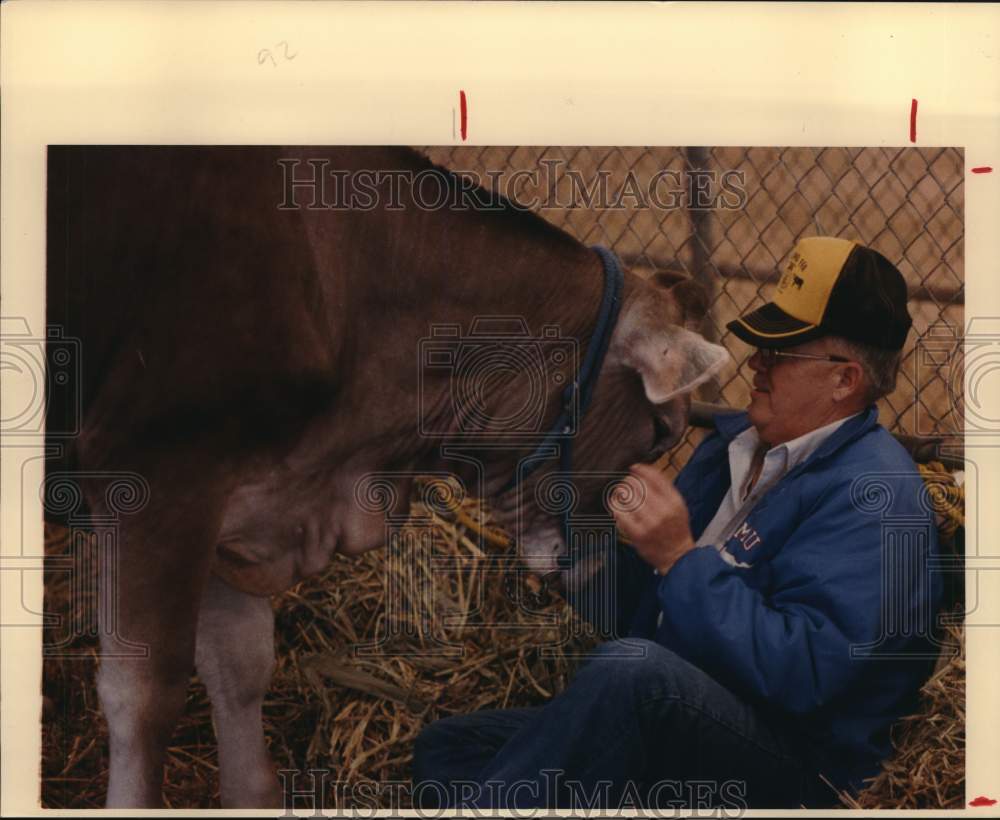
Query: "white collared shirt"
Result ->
[[694, 411, 863, 564]]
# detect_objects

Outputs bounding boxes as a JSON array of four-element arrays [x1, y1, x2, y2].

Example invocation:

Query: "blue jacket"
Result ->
[[624, 406, 943, 792]]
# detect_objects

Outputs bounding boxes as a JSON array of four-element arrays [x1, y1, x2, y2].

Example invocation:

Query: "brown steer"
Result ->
[[45, 147, 727, 807]]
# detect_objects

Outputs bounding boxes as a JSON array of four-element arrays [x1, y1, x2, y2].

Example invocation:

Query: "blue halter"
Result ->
[[500, 245, 625, 546]]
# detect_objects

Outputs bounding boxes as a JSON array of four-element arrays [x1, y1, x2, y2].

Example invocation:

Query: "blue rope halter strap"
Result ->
[[500, 244, 625, 555]]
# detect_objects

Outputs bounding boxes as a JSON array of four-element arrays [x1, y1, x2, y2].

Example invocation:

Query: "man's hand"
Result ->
[[608, 463, 697, 575]]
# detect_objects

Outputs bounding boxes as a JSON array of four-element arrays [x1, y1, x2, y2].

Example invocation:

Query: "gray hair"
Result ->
[[831, 337, 904, 404]]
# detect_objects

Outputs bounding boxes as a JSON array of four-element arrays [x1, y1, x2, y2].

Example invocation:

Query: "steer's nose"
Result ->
[[639, 416, 673, 463]]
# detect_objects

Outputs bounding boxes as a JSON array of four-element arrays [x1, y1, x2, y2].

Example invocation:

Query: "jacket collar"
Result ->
[[713, 410, 754, 441], [712, 404, 880, 465]]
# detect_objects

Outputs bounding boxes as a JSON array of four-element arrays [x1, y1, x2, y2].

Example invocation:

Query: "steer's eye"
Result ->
[[652, 415, 671, 444]]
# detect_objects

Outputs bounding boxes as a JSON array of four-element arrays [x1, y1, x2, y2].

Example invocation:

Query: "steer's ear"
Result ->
[[650, 272, 710, 331], [612, 298, 730, 404]]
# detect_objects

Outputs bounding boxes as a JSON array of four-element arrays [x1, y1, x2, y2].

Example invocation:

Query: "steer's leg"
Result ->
[[98, 638, 194, 807], [98, 545, 213, 806], [90, 451, 225, 807], [195, 573, 282, 808]]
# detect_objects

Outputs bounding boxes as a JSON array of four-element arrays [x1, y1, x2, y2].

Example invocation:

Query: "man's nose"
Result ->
[[748, 350, 765, 372]]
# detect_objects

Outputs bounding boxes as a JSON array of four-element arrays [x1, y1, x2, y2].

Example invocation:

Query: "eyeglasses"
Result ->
[[756, 348, 851, 367]]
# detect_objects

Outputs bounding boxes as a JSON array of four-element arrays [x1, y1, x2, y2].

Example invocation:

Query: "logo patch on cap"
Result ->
[[777, 251, 808, 293], [772, 237, 856, 326]]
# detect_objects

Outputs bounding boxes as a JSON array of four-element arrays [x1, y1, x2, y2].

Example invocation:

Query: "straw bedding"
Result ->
[[41, 473, 964, 809]]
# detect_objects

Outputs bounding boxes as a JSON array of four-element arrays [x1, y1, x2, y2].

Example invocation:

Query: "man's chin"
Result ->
[[747, 396, 768, 427]]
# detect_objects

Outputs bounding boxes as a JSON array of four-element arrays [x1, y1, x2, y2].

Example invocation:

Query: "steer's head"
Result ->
[[492, 271, 728, 590]]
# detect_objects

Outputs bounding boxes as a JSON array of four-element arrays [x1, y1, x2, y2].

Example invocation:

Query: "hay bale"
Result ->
[[835, 619, 965, 809], [836, 461, 966, 809]]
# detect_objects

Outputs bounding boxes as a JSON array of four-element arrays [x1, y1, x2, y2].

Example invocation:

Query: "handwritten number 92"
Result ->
[[258, 41, 296, 68]]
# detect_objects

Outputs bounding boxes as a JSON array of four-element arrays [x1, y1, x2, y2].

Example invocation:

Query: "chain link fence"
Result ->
[[424, 146, 964, 473]]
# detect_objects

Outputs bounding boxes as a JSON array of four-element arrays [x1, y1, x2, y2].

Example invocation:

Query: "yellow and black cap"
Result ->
[[727, 237, 913, 351]]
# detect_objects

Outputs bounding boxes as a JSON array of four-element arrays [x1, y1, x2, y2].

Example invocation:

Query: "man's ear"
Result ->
[[833, 361, 868, 403], [650, 272, 710, 331]]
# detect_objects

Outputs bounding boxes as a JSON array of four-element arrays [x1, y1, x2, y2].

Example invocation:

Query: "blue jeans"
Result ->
[[412, 640, 838, 809]]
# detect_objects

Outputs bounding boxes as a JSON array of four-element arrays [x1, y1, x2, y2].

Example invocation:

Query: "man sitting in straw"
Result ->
[[412, 237, 943, 809]]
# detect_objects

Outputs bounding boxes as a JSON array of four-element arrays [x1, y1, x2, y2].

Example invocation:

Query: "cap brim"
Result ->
[[726, 302, 824, 348]]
